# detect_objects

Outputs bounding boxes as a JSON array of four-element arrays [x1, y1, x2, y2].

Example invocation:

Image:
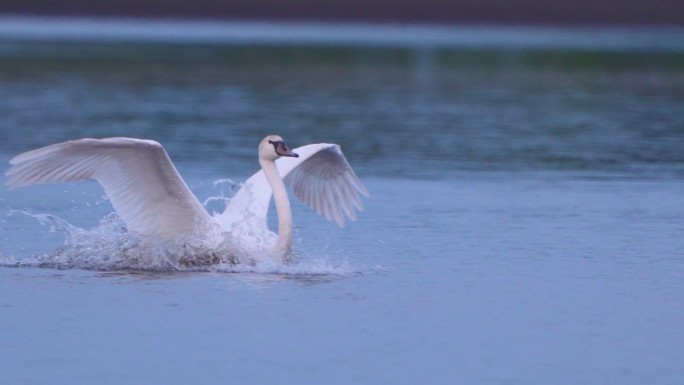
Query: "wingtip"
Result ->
[[4, 176, 20, 190], [335, 217, 346, 228], [5, 172, 31, 190], [4, 167, 17, 189]]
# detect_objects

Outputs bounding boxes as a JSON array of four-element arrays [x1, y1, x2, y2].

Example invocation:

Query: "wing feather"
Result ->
[[6, 137, 212, 236], [218, 142, 368, 231], [282, 144, 369, 227]]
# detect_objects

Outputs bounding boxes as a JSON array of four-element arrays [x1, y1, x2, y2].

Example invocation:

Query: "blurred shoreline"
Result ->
[[1, 16, 684, 53], [1, 0, 683, 27]]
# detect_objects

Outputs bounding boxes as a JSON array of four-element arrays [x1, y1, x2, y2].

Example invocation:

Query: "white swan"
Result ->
[[5, 135, 369, 262]]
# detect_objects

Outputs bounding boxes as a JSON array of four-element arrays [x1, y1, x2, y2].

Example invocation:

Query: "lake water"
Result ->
[[1, 19, 684, 385]]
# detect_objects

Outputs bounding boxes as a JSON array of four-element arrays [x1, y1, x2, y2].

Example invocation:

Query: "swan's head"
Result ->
[[259, 135, 299, 161]]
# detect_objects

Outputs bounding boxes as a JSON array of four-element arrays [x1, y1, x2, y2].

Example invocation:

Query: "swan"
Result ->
[[5, 135, 369, 263]]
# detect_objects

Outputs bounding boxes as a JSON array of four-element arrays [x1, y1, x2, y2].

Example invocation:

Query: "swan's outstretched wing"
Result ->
[[281, 144, 369, 226], [5, 137, 211, 236], [218, 143, 368, 229]]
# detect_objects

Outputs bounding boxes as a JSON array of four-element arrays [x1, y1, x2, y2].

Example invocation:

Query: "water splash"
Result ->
[[0, 210, 355, 276], [202, 178, 241, 215]]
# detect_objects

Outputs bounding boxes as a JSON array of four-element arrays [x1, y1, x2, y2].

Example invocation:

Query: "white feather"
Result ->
[[6, 138, 212, 236]]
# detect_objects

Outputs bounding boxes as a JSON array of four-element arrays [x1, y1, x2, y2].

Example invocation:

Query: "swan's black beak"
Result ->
[[280, 148, 299, 158], [270, 140, 299, 158]]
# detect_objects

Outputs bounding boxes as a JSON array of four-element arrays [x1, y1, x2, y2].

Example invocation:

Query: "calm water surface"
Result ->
[[0, 23, 683, 384]]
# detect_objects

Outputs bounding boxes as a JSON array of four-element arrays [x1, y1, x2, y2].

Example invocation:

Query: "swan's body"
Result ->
[[5, 136, 368, 262]]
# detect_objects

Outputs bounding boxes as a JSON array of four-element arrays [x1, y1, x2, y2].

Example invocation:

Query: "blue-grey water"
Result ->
[[1, 19, 684, 385]]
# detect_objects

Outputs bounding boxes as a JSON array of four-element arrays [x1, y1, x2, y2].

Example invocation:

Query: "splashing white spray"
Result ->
[[0, 208, 355, 276]]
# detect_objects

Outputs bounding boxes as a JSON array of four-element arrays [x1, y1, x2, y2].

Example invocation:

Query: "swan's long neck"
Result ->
[[259, 158, 293, 261]]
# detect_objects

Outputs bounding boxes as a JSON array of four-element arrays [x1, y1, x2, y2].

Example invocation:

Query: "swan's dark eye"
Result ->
[[269, 140, 281, 151]]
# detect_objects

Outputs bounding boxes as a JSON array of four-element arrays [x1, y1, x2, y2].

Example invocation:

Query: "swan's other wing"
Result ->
[[218, 143, 368, 231], [280, 144, 369, 227], [5, 137, 212, 236]]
